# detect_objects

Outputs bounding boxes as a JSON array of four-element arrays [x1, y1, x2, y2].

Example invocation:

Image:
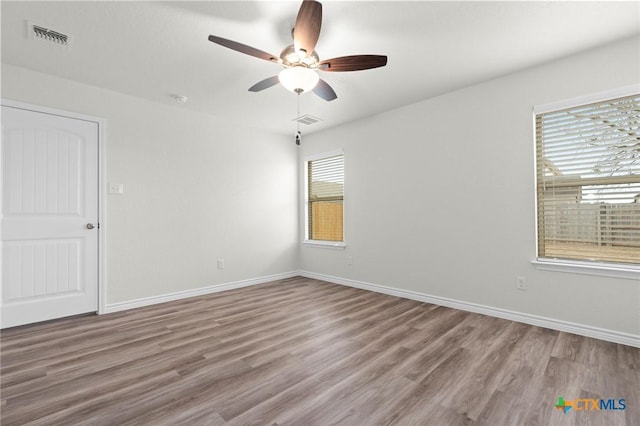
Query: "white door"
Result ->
[[1, 104, 99, 328]]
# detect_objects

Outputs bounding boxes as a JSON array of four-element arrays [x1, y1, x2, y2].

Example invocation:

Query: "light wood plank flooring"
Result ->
[[1, 277, 638, 425]]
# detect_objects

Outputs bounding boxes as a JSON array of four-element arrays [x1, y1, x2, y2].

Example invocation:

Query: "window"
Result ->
[[535, 92, 640, 266], [305, 152, 344, 243]]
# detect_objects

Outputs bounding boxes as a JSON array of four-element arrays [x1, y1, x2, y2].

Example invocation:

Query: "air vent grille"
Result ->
[[293, 114, 322, 125], [31, 24, 69, 46]]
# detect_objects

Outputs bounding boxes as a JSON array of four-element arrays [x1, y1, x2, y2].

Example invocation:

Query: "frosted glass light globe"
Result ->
[[278, 67, 320, 93]]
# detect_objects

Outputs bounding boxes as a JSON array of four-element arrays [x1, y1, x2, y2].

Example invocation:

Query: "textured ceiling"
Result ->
[[2, 1, 639, 136]]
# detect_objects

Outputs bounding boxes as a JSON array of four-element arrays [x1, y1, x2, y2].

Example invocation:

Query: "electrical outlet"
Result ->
[[217, 259, 224, 270], [516, 276, 527, 291], [347, 256, 353, 266]]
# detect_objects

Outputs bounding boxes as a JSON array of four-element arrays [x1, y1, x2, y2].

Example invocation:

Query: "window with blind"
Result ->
[[306, 153, 344, 242], [535, 93, 640, 266]]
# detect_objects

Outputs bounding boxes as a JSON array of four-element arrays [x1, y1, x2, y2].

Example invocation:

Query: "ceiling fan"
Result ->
[[208, 0, 387, 101]]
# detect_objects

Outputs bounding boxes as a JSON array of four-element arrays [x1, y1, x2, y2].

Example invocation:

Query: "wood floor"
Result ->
[[1, 277, 638, 426]]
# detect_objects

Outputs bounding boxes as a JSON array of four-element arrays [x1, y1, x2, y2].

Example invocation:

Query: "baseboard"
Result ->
[[103, 271, 299, 314], [299, 270, 640, 348], [102, 269, 639, 348]]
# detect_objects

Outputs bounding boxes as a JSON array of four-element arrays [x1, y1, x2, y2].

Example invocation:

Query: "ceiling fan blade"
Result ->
[[319, 55, 388, 72], [293, 0, 322, 56], [248, 76, 280, 92], [208, 35, 279, 63], [313, 79, 337, 101]]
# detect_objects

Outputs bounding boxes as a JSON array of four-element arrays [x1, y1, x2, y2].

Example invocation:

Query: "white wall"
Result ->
[[299, 36, 640, 338], [2, 64, 299, 305], [2, 37, 638, 341]]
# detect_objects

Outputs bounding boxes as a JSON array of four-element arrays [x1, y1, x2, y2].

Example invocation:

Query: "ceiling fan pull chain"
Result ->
[[295, 91, 302, 146]]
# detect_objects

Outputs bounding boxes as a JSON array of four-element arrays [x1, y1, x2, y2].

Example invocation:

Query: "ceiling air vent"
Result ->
[[28, 22, 71, 47], [293, 114, 322, 125]]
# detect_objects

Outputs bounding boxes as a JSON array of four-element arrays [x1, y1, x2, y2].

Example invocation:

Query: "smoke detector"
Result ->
[[171, 95, 188, 104]]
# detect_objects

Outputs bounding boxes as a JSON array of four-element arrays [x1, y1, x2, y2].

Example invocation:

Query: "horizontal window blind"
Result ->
[[536, 93, 640, 265], [307, 154, 344, 241]]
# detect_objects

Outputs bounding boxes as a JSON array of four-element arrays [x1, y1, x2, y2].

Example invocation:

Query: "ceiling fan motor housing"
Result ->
[[280, 45, 319, 68]]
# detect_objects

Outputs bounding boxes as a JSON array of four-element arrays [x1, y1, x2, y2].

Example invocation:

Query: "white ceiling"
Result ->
[[2, 1, 639, 136]]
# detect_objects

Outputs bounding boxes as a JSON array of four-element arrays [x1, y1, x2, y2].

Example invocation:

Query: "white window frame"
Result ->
[[532, 85, 640, 279], [303, 149, 346, 249]]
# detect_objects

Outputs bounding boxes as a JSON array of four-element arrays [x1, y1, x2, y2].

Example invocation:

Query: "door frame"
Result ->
[[0, 99, 107, 317]]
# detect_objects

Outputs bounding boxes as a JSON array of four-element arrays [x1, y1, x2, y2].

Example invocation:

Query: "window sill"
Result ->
[[531, 259, 640, 280], [303, 240, 346, 250]]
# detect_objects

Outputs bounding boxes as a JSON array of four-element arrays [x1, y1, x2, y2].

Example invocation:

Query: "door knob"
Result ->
[[86, 223, 96, 230]]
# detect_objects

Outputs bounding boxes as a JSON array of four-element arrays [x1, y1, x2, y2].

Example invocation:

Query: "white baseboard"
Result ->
[[299, 270, 640, 348], [103, 271, 299, 314], [101, 269, 639, 348]]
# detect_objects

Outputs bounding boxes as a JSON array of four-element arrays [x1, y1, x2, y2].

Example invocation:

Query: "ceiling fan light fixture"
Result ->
[[285, 49, 306, 64], [278, 67, 319, 93], [280, 44, 319, 67]]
